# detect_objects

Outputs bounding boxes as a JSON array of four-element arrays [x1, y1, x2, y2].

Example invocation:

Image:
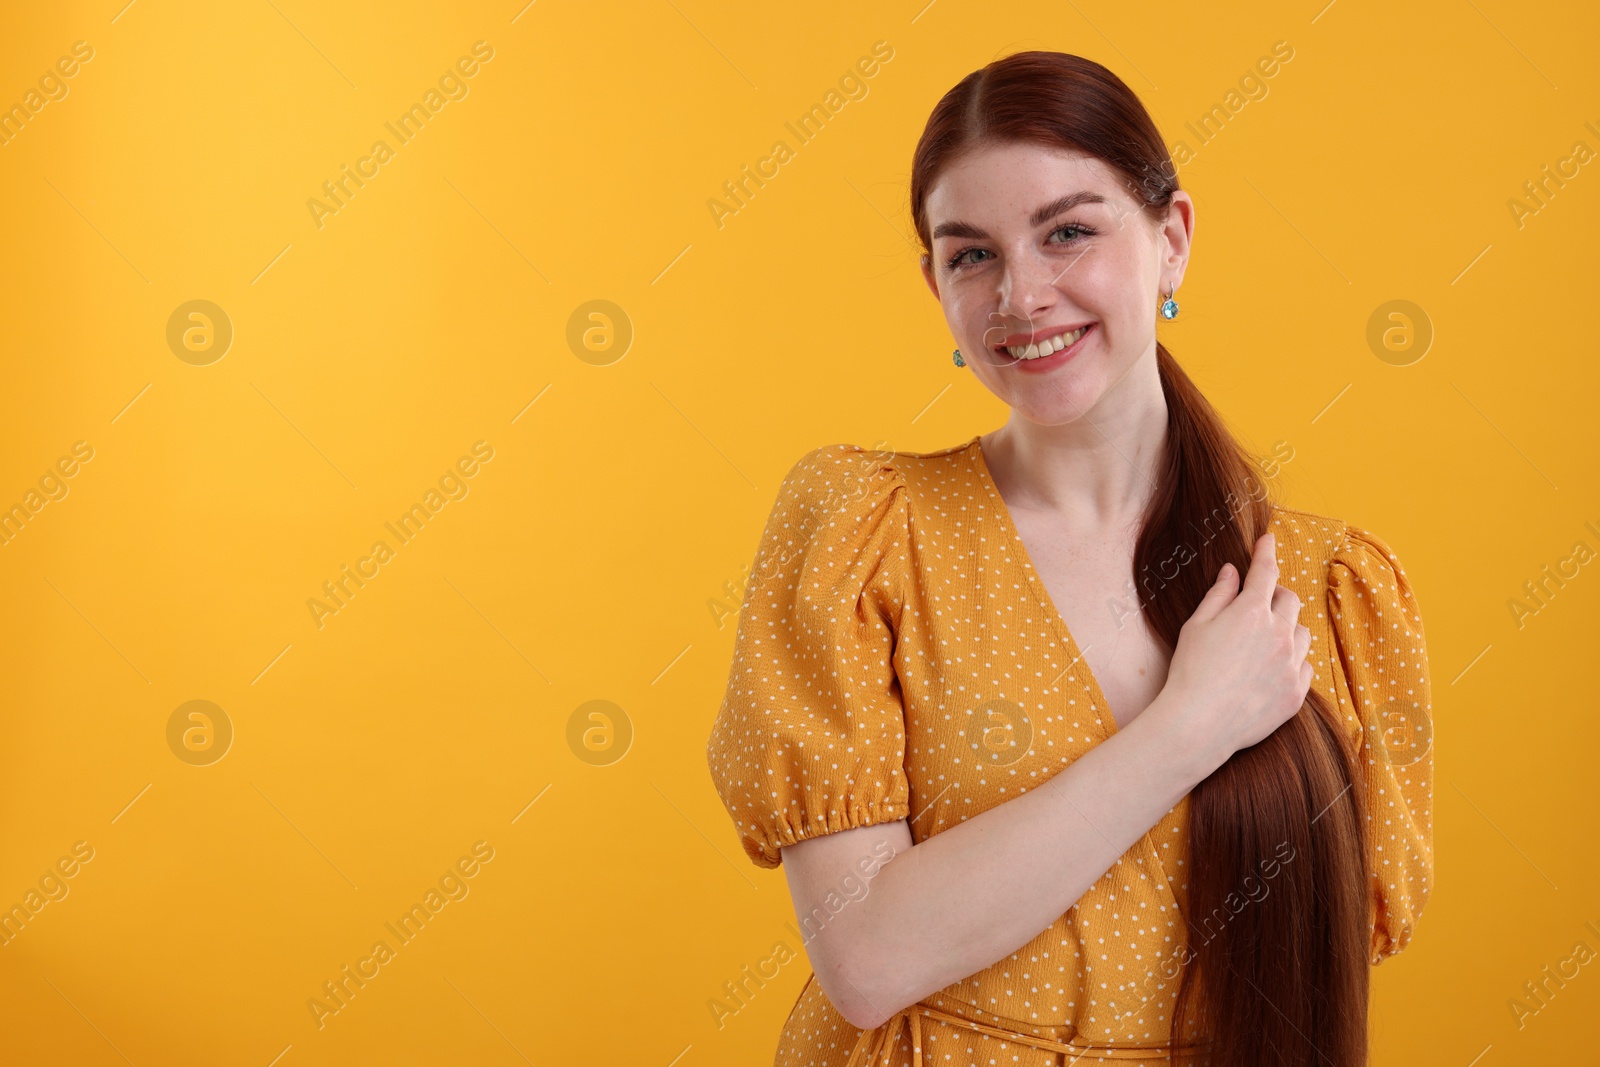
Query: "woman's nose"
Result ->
[[995, 252, 1060, 320]]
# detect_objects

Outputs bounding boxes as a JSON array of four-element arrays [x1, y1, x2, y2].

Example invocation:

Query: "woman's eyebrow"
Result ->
[[932, 191, 1110, 240]]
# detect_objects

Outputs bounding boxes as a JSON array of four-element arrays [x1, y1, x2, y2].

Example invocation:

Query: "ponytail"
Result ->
[[1148, 344, 1370, 1066]]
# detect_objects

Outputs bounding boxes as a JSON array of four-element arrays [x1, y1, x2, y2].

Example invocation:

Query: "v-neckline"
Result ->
[[965, 434, 1123, 741]]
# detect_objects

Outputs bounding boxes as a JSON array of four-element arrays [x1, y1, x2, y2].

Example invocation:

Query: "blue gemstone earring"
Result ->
[[1159, 285, 1180, 320], [952, 348, 966, 367]]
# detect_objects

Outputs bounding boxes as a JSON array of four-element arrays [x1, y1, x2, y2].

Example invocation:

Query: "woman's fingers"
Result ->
[[1293, 622, 1312, 661], [1242, 532, 1279, 606], [1190, 560, 1240, 624], [1271, 583, 1304, 625]]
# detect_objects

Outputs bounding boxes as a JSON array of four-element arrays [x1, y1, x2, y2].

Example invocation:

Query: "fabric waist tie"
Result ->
[[844, 1000, 1208, 1066]]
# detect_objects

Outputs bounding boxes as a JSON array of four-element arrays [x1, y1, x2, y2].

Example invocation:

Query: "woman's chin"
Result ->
[[1010, 390, 1104, 425], [992, 367, 1101, 419]]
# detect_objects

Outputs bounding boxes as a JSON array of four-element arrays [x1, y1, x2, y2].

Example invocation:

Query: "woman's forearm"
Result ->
[[828, 694, 1226, 1030]]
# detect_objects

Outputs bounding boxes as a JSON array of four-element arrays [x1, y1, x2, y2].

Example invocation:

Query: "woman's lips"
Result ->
[[996, 322, 1095, 372]]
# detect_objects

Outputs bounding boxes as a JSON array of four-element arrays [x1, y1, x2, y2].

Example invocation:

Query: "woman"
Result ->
[[705, 51, 1432, 1067]]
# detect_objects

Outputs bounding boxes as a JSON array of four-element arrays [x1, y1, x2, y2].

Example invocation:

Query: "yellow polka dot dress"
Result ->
[[705, 437, 1435, 1066]]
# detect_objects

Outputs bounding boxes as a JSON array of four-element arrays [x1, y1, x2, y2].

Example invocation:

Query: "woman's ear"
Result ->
[[920, 254, 940, 300], [1161, 192, 1195, 288]]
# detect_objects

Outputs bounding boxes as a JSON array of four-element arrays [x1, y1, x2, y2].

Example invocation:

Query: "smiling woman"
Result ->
[[706, 49, 1432, 1067]]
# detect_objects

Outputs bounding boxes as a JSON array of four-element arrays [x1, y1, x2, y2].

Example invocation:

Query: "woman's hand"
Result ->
[[1150, 531, 1313, 771]]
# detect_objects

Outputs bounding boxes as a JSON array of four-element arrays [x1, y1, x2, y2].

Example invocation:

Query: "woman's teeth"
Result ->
[[1002, 324, 1091, 360]]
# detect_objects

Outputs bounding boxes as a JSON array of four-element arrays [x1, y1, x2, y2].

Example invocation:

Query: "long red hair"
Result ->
[[909, 51, 1371, 1066]]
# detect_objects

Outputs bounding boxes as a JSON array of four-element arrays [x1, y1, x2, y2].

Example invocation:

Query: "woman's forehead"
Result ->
[[926, 146, 1130, 227]]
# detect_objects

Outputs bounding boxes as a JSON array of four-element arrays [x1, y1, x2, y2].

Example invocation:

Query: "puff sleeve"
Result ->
[[705, 444, 912, 869], [1326, 523, 1435, 965]]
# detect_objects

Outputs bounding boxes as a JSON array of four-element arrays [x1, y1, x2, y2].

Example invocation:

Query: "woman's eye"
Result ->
[[1051, 223, 1093, 243], [945, 247, 989, 270], [945, 223, 1094, 272]]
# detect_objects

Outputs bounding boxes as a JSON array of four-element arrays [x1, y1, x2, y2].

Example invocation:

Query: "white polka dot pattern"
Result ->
[[1327, 523, 1435, 967], [705, 438, 1435, 1065], [706, 443, 913, 871]]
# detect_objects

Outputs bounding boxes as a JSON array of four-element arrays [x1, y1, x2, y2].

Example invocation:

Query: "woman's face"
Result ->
[[920, 140, 1193, 427]]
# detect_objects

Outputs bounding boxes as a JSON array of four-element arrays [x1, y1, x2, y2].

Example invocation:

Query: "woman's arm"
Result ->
[[782, 533, 1312, 1031], [782, 693, 1221, 1030]]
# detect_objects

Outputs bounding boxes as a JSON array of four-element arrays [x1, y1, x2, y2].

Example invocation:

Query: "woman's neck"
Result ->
[[981, 355, 1169, 532]]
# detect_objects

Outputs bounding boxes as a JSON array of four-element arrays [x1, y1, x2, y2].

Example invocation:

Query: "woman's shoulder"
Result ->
[[1268, 505, 1348, 564], [771, 443, 900, 522], [748, 442, 924, 624], [777, 436, 978, 503], [1269, 504, 1416, 596]]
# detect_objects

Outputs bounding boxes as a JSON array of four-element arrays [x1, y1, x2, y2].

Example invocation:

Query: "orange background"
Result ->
[[0, 1, 1596, 1064]]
